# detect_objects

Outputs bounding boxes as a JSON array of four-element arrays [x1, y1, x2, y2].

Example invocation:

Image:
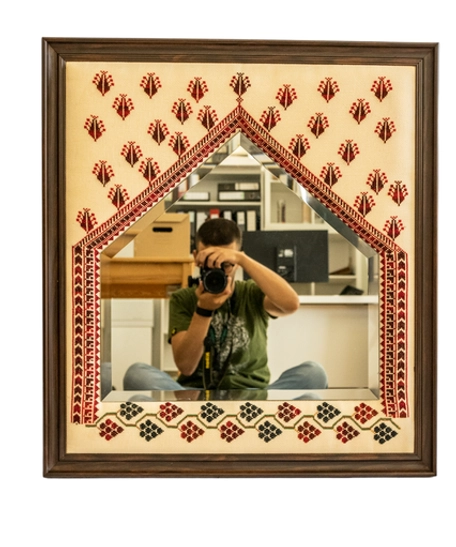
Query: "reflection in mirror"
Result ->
[[100, 133, 379, 402]]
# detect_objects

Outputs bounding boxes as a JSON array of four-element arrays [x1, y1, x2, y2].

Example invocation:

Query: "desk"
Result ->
[[101, 256, 194, 298]]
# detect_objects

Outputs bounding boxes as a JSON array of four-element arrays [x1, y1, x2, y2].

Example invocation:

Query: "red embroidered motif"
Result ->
[[289, 134, 310, 159], [318, 77, 339, 102], [296, 421, 321, 443], [93, 71, 114, 96], [371, 76, 393, 102], [320, 163, 342, 188], [121, 141, 142, 167], [220, 421, 245, 443], [92, 160, 114, 187], [338, 140, 359, 165], [188, 77, 208, 103], [76, 208, 97, 232], [367, 169, 388, 194], [336, 421, 360, 443], [198, 106, 218, 131], [349, 99, 371, 124], [276, 84, 297, 110], [172, 98, 193, 125], [84, 115, 105, 141], [260, 106, 280, 131], [230, 73, 251, 101], [113, 94, 134, 120], [180, 420, 205, 443], [276, 402, 301, 423], [140, 72, 161, 99], [375, 117, 396, 143], [99, 418, 124, 440], [139, 158, 161, 184], [148, 120, 169, 145], [388, 181, 408, 205], [308, 112, 329, 138], [108, 185, 129, 209], [354, 192, 375, 217]]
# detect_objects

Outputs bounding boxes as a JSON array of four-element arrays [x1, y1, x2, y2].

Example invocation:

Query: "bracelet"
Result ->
[[195, 306, 213, 317]]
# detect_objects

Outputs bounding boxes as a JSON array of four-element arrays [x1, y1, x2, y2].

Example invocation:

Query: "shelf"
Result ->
[[101, 256, 194, 299], [264, 222, 336, 232], [175, 201, 261, 207], [298, 295, 378, 305], [328, 274, 357, 281]]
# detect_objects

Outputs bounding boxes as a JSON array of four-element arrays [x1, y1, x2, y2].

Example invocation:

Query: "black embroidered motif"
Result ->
[[200, 402, 225, 423], [373, 422, 398, 444], [316, 402, 341, 423], [139, 419, 164, 442], [258, 420, 282, 442], [119, 402, 144, 421], [239, 402, 264, 422]]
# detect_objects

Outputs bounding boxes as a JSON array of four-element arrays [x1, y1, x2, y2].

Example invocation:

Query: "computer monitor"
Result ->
[[241, 230, 328, 283]]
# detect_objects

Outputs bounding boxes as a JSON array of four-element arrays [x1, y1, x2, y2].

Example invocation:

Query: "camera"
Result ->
[[188, 266, 228, 294]]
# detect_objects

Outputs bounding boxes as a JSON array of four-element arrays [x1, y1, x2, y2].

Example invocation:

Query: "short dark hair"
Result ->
[[196, 218, 242, 248]]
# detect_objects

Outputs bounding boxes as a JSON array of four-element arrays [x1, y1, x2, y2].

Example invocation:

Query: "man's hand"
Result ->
[[193, 246, 240, 311], [194, 246, 243, 270], [195, 278, 234, 311]]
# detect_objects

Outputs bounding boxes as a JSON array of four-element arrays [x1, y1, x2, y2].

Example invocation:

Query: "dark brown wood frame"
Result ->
[[43, 38, 438, 477]]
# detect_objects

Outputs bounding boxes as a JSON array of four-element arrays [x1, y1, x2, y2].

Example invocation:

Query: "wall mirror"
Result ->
[[43, 38, 437, 477], [101, 132, 380, 402]]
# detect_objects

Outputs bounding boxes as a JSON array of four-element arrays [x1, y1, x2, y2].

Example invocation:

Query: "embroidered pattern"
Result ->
[[84, 115, 105, 141], [91, 401, 401, 447], [276, 84, 297, 110], [93, 71, 114, 96], [93, 160, 114, 187], [188, 77, 208, 103], [371, 76, 393, 102], [318, 77, 339, 102], [308, 113, 329, 138], [140, 72, 161, 99], [71, 105, 409, 424]]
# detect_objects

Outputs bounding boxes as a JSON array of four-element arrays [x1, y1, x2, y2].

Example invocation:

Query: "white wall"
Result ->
[[268, 304, 373, 386], [5, 3, 453, 546]]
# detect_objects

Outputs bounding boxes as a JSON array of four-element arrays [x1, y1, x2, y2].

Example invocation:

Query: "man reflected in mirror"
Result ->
[[124, 218, 328, 393]]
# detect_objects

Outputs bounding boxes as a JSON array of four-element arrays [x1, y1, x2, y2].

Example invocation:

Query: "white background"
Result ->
[[3, 3, 452, 545]]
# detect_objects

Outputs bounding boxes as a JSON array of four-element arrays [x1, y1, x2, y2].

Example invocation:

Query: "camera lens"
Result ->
[[203, 268, 228, 294]]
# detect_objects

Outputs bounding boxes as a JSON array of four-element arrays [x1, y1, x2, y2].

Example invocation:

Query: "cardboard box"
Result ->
[[134, 212, 191, 258]]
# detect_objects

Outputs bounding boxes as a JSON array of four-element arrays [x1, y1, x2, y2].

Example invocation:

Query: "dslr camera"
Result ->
[[188, 260, 228, 294]]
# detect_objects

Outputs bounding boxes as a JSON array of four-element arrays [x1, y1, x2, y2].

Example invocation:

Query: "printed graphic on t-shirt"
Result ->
[[210, 312, 250, 372]]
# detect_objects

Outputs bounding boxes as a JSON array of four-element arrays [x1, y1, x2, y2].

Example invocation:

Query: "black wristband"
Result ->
[[195, 306, 213, 317]]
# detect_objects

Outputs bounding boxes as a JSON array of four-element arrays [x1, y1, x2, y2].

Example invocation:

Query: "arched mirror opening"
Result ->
[[100, 133, 379, 402]]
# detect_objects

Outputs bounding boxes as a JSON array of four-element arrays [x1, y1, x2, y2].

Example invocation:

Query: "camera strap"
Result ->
[[202, 294, 236, 391]]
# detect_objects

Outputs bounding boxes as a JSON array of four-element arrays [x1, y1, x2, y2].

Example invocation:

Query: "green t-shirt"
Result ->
[[168, 280, 271, 389]]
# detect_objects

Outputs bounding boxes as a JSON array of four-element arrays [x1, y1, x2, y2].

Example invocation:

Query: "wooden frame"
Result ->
[[43, 38, 437, 477]]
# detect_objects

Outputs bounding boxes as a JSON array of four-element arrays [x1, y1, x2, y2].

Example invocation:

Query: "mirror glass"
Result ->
[[100, 133, 379, 401]]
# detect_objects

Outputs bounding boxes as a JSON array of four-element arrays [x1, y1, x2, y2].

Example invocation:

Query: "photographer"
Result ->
[[124, 218, 327, 392]]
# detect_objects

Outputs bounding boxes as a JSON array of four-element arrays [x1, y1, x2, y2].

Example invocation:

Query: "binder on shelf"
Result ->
[[181, 191, 210, 201], [221, 210, 233, 220], [209, 208, 220, 218], [246, 210, 257, 231], [196, 210, 207, 231], [218, 181, 261, 201], [187, 210, 196, 236], [235, 210, 246, 231], [218, 190, 261, 201], [218, 182, 260, 191]]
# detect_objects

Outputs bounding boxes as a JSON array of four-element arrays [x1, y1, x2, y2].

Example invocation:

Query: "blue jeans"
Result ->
[[123, 361, 328, 391]]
